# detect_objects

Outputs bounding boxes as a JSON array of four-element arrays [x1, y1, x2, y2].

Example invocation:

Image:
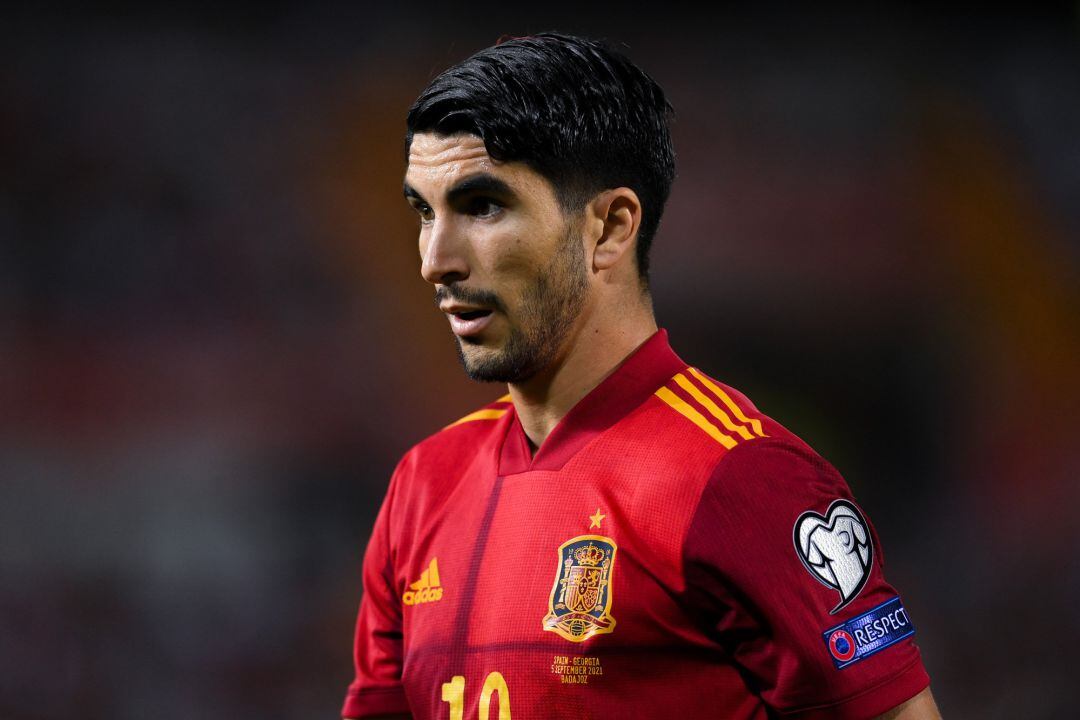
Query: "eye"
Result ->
[[467, 197, 502, 219], [413, 203, 434, 225]]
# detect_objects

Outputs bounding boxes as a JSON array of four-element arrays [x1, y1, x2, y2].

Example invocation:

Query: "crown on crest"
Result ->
[[573, 543, 606, 566]]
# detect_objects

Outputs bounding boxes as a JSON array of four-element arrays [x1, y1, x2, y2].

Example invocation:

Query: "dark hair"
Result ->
[[405, 32, 675, 283]]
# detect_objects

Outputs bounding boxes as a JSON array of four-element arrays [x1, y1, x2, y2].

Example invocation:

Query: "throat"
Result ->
[[515, 400, 562, 456]]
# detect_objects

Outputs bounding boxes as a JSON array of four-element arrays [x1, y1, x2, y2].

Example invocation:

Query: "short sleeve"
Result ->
[[341, 463, 412, 719], [681, 438, 929, 719]]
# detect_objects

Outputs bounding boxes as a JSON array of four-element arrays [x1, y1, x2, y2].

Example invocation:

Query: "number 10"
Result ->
[[441, 672, 511, 719]]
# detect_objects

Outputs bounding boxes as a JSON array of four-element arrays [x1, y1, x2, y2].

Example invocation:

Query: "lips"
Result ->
[[444, 306, 494, 337]]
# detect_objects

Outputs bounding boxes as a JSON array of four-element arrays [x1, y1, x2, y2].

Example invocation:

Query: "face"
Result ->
[[404, 133, 589, 384]]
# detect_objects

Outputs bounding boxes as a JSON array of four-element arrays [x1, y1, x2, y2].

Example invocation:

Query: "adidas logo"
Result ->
[[403, 557, 444, 606]]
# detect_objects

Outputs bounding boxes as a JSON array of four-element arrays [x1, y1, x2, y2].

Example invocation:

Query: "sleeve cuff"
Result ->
[[781, 659, 931, 720], [342, 685, 411, 718]]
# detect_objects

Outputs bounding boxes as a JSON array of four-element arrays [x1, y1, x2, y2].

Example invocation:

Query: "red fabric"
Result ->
[[342, 330, 929, 719], [683, 438, 929, 717], [343, 454, 412, 719]]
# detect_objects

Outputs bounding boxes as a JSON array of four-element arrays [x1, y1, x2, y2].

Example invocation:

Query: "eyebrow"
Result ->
[[403, 173, 516, 205]]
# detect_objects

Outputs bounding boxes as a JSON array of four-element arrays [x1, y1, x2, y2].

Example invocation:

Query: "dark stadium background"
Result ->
[[2, 4, 1077, 718]]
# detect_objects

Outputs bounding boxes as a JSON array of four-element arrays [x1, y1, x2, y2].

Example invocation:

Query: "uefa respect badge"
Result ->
[[822, 596, 915, 669]]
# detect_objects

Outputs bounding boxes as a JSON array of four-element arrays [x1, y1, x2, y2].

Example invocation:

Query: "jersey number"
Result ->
[[441, 672, 511, 719]]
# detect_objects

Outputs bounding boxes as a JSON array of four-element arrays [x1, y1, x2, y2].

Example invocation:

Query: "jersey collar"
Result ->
[[498, 328, 686, 475]]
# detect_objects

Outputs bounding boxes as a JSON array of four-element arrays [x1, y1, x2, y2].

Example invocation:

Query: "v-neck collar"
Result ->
[[497, 329, 686, 475]]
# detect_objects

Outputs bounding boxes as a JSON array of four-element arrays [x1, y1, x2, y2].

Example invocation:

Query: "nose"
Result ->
[[420, 217, 469, 286]]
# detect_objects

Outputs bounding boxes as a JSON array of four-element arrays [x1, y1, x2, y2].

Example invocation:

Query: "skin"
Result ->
[[404, 131, 655, 450], [360, 131, 942, 719], [878, 688, 942, 719]]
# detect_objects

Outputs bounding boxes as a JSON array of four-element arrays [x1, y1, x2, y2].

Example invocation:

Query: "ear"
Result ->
[[587, 188, 642, 272]]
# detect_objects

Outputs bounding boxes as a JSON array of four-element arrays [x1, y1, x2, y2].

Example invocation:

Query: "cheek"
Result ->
[[471, 205, 571, 287], [475, 230, 538, 279]]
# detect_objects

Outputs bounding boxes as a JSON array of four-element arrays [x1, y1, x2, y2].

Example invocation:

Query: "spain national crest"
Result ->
[[542, 535, 617, 642]]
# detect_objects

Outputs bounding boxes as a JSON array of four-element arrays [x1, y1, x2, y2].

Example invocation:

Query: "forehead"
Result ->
[[407, 132, 492, 179], [404, 132, 553, 200]]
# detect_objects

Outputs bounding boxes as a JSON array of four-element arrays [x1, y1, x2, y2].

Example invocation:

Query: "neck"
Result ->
[[508, 297, 657, 452]]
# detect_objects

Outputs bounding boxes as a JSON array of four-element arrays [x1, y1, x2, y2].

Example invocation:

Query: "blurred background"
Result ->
[[2, 3, 1077, 718]]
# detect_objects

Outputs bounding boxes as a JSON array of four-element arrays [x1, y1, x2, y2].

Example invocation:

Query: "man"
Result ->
[[342, 33, 940, 719]]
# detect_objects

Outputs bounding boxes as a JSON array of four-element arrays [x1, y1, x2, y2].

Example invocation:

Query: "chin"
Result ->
[[458, 343, 501, 377], [458, 343, 533, 385]]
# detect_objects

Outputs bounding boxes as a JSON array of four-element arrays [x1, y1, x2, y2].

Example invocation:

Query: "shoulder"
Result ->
[[379, 394, 511, 540], [635, 363, 861, 528], [591, 365, 824, 525], [637, 364, 810, 467], [392, 393, 512, 479], [674, 378, 870, 578], [659, 367, 850, 520]]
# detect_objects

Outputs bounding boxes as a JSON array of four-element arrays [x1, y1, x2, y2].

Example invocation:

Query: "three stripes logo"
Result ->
[[654, 368, 767, 449], [403, 557, 444, 606]]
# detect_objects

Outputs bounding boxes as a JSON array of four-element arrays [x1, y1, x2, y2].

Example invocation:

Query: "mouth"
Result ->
[[444, 306, 495, 338], [454, 309, 490, 321]]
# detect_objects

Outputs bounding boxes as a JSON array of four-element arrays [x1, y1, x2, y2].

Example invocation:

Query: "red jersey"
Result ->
[[342, 330, 929, 719]]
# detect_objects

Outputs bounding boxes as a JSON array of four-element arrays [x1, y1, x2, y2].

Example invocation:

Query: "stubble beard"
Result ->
[[456, 228, 588, 384]]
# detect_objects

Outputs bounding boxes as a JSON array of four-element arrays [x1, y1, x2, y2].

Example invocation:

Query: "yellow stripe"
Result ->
[[688, 368, 766, 438], [497, 393, 512, 402], [444, 408, 508, 429], [655, 387, 737, 449], [674, 373, 754, 441]]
